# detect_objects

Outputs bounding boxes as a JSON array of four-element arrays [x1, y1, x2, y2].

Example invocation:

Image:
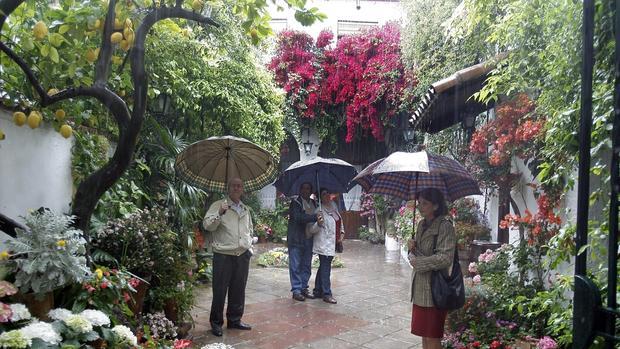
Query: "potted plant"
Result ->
[[1, 210, 90, 319]]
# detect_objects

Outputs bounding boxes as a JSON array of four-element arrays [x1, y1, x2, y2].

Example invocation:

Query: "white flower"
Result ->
[[9, 303, 31, 322], [112, 325, 138, 346], [80, 309, 110, 327], [20, 321, 62, 344], [201, 344, 235, 349], [0, 329, 31, 348], [48, 308, 72, 321], [64, 314, 93, 333]]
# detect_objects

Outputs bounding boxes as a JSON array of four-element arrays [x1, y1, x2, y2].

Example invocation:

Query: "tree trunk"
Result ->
[[497, 185, 511, 244]]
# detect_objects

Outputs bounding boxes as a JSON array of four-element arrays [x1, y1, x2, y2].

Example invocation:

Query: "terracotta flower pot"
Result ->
[[128, 281, 149, 315], [87, 338, 106, 349], [13, 291, 54, 320], [163, 298, 178, 323]]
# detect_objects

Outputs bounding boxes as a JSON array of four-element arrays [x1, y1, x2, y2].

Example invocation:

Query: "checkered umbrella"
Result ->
[[349, 150, 481, 202], [175, 136, 277, 193]]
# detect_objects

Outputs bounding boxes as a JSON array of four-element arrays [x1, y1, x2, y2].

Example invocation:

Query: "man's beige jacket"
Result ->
[[203, 198, 253, 256]]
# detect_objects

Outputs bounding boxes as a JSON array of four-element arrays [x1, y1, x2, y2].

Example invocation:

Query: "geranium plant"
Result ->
[[70, 266, 140, 324], [468, 93, 545, 190]]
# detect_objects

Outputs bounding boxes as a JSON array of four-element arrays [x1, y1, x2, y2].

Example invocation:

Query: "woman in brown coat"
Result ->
[[408, 188, 456, 349]]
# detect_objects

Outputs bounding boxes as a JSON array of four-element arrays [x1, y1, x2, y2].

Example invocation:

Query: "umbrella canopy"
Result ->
[[175, 135, 277, 193], [274, 156, 357, 197], [350, 150, 481, 202]]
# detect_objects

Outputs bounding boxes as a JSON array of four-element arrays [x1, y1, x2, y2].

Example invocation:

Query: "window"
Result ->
[[270, 18, 288, 33], [336, 20, 379, 39]]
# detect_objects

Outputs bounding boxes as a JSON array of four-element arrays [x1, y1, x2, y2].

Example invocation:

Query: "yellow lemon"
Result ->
[[114, 18, 123, 30], [119, 90, 126, 97], [120, 39, 130, 51], [94, 19, 102, 30], [27, 111, 42, 129], [60, 124, 73, 138], [192, 0, 203, 11], [111, 32, 123, 44], [95, 268, 103, 279], [55, 109, 66, 121], [33, 21, 48, 40], [13, 111, 26, 126], [0, 129, 5, 140], [86, 48, 98, 63], [124, 28, 134, 44], [124, 18, 132, 29], [0, 251, 9, 260], [48, 88, 59, 96], [56, 240, 66, 248]]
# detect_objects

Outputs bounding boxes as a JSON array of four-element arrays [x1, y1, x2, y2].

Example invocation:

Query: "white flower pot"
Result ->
[[385, 234, 399, 251]]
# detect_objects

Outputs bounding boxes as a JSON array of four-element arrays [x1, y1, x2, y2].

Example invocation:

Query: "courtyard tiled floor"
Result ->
[[189, 240, 423, 348]]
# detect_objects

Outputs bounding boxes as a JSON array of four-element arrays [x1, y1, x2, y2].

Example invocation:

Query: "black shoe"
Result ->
[[228, 321, 252, 330], [292, 293, 305, 301], [302, 289, 316, 299], [211, 325, 223, 337]]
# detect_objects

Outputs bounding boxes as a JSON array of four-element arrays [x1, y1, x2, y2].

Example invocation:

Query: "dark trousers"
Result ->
[[288, 238, 313, 294], [210, 250, 251, 327], [313, 254, 334, 296]]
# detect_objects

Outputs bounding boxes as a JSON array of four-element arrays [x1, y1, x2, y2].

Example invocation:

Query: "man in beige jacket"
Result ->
[[203, 177, 253, 337]]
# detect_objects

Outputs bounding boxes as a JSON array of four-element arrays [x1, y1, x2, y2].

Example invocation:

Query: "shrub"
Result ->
[[358, 225, 384, 244], [2, 210, 90, 294]]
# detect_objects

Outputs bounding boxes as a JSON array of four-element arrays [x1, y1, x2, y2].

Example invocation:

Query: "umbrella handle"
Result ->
[[316, 170, 322, 212], [411, 172, 419, 239]]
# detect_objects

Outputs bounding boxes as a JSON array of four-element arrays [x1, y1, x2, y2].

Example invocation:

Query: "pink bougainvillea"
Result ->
[[268, 24, 416, 142]]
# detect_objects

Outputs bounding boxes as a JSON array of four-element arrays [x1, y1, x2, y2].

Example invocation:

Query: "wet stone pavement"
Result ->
[[190, 240, 423, 349]]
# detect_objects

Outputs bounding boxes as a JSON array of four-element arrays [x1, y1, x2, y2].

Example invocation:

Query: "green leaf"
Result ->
[[49, 47, 59, 63], [40, 44, 50, 57], [49, 33, 65, 47], [59, 24, 70, 34]]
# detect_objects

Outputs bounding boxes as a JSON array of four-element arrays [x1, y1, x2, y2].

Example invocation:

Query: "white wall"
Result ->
[[0, 108, 74, 228], [267, 0, 404, 38]]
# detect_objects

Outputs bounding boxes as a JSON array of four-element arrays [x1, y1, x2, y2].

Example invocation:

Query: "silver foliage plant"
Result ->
[[7, 210, 91, 294]]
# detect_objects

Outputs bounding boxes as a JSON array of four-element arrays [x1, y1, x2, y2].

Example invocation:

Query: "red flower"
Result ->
[[472, 341, 481, 348], [173, 339, 193, 349], [490, 340, 502, 349], [100, 281, 108, 289]]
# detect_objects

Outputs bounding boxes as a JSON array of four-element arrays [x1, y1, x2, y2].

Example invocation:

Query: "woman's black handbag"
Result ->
[[431, 235, 465, 310]]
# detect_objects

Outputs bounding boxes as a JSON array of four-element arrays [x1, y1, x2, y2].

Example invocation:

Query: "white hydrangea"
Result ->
[[48, 308, 72, 321], [201, 344, 235, 349], [20, 321, 62, 344], [112, 325, 138, 346], [80, 309, 110, 327], [9, 303, 31, 322], [64, 314, 93, 333], [0, 329, 32, 348]]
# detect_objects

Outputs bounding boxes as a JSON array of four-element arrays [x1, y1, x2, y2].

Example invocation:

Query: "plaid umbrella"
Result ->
[[349, 150, 481, 202], [274, 156, 357, 197], [175, 136, 277, 193]]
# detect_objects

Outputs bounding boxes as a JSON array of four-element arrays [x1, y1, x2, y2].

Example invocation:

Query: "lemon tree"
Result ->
[[0, 0, 219, 233], [0, 0, 296, 233]]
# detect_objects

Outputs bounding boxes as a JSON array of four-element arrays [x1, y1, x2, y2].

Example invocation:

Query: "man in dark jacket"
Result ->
[[287, 182, 322, 301]]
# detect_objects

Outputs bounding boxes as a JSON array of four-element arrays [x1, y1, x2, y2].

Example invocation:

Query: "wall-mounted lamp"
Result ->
[[152, 93, 171, 116], [462, 114, 476, 130], [403, 128, 416, 143], [302, 127, 314, 156]]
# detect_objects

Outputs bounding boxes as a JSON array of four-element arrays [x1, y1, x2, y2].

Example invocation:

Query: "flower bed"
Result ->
[[257, 247, 344, 268]]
